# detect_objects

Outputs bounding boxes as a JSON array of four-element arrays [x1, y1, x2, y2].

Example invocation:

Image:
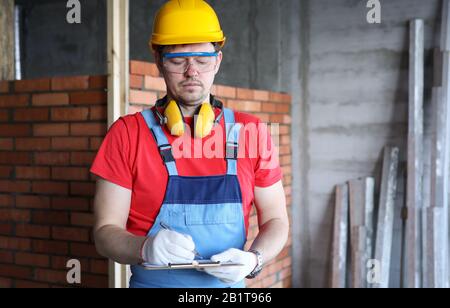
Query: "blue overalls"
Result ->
[[129, 107, 247, 288]]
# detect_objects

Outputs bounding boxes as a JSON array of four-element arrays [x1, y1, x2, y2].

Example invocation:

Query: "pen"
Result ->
[[159, 221, 204, 260]]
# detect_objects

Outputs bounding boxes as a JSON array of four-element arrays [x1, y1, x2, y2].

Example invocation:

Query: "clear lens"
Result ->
[[163, 56, 217, 74]]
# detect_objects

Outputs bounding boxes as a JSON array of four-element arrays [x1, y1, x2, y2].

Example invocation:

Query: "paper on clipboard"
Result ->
[[140, 260, 244, 270]]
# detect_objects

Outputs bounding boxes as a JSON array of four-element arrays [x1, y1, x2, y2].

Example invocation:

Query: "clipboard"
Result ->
[[140, 260, 244, 270]]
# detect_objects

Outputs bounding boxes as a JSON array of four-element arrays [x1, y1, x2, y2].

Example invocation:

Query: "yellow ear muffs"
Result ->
[[164, 100, 185, 137], [194, 102, 215, 138]]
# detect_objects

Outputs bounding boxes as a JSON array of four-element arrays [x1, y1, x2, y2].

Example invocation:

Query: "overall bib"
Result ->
[[129, 107, 247, 288]]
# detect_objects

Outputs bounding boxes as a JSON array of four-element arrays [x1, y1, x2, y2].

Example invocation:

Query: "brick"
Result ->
[[52, 226, 89, 242], [14, 108, 49, 122], [82, 274, 109, 288], [0, 277, 12, 288], [0, 94, 29, 107], [15, 78, 50, 92], [33, 123, 69, 137], [89, 106, 107, 120], [262, 102, 277, 113], [226, 100, 261, 112], [70, 91, 107, 105], [0, 166, 12, 178], [90, 137, 103, 150], [130, 61, 160, 77], [52, 137, 89, 150], [144, 76, 166, 92], [213, 85, 236, 99], [70, 182, 95, 196], [32, 181, 68, 195], [0, 180, 31, 193], [269, 92, 291, 103], [0, 138, 13, 150], [90, 259, 108, 275], [89, 76, 107, 89], [237, 88, 255, 100], [71, 212, 94, 227], [70, 152, 96, 165], [71, 243, 102, 258], [16, 224, 51, 239], [16, 137, 51, 150], [35, 269, 67, 284], [32, 93, 69, 106], [254, 90, 270, 101], [15, 280, 49, 288], [0, 194, 14, 207], [70, 123, 107, 136], [16, 166, 50, 180], [270, 114, 291, 124], [0, 250, 13, 262], [0, 81, 9, 93], [32, 210, 69, 225], [51, 107, 89, 121], [52, 197, 89, 211], [130, 90, 157, 105], [130, 74, 144, 89], [0, 209, 30, 221], [128, 104, 144, 115], [35, 152, 70, 165], [0, 110, 9, 121], [0, 264, 33, 279], [0, 236, 31, 250], [275, 104, 290, 113], [32, 239, 68, 255], [51, 76, 89, 91], [16, 195, 50, 209], [0, 222, 13, 235], [0, 124, 31, 137], [52, 167, 88, 181]]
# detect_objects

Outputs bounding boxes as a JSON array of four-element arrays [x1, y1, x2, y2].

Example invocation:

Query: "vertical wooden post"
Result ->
[[0, 0, 15, 80], [107, 0, 129, 288], [331, 184, 349, 288], [374, 147, 399, 288], [406, 19, 424, 288]]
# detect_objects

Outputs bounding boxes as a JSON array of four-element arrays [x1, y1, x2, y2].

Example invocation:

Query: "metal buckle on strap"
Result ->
[[158, 144, 175, 163], [226, 142, 239, 160]]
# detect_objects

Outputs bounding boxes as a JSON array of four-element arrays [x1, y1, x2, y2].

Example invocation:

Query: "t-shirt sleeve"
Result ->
[[253, 120, 283, 188], [90, 118, 132, 190]]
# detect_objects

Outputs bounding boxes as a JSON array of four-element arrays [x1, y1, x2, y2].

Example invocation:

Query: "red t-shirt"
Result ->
[[90, 107, 282, 236]]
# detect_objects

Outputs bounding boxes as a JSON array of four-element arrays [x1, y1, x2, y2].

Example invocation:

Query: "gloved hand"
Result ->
[[203, 248, 257, 284], [140, 229, 196, 265]]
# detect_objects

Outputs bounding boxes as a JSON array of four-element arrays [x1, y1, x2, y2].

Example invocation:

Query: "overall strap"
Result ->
[[223, 108, 241, 176], [141, 109, 178, 176]]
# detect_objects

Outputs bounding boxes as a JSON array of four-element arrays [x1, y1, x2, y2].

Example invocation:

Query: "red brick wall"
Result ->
[[0, 76, 109, 288], [128, 60, 293, 288], [0, 61, 292, 288]]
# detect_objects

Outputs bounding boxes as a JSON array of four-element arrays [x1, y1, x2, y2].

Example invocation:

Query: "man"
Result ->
[[91, 0, 289, 288]]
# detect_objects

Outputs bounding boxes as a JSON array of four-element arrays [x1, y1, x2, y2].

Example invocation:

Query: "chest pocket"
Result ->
[[185, 203, 242, 225]]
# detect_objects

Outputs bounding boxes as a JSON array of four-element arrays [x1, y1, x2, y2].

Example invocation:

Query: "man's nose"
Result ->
[[184, 62, 199, 77]]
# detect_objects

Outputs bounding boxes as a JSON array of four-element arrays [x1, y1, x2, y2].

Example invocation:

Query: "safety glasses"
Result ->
[[162, 52, 219, 74]]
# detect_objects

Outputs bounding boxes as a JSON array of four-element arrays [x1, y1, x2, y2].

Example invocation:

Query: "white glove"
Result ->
[[141, 229, 196, 265], [204, 248, 257, 284]]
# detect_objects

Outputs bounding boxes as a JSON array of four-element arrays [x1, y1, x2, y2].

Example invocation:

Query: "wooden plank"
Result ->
[[406, 19, 424, 288], [0, 0, 15, 80], [331, 184, 349, 288], [374, 146, 399, 288], [349, 178, 375, 288], [107, 0, 129, 289]]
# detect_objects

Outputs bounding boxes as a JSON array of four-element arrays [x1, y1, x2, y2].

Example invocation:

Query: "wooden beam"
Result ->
[[107, 0, 129, 288], [349, 178, 375, 288], [406, 19, 424, 288], [331, 184, 349, 288], [374, 147, 399, 288], [0, 0, 15, 80]]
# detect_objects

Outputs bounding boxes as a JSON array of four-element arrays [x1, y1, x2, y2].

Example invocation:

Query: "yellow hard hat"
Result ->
[[150, 0, 226, 49]]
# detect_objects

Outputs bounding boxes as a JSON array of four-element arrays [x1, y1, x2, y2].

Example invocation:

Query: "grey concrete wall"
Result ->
[[17, 0, 106, 79], [301, 0, 441, 287]]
